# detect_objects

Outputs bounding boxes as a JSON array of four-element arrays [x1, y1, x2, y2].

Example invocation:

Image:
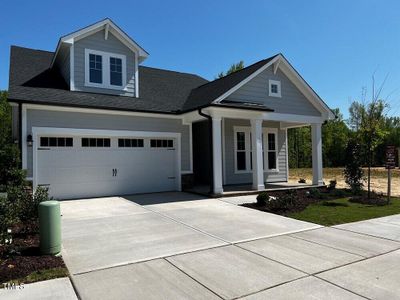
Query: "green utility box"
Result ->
[[39, 200, 61, 255]]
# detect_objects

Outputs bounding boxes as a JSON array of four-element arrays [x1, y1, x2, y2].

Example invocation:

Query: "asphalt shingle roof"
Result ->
[[8, 46, 275, 114]]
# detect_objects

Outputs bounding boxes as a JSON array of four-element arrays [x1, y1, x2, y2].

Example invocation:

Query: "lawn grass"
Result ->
[[1, 267, 69, 288], [287, 197, 400, 226]]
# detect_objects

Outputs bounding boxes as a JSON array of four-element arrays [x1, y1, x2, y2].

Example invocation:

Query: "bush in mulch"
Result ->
[[244, 187, 354, 215], [349, 191, 388, 206], [245, 189, 324, 214], [0, 220, 66, 283]]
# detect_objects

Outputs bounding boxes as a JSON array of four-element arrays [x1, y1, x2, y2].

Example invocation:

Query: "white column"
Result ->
[[212, 117, 223, 195], [251, 119, 265, 190], [311, 123, 323, 185]]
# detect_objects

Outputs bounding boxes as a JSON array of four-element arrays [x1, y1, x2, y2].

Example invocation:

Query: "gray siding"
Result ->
[[223, 118, 287, 185], [55, 46, 70, 87], [226, 67, 320, 116], [73, 30, 136, 96], [25, 110, 190, 177]]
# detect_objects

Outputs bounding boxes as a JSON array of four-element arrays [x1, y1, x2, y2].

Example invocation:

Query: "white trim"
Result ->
[[84, 49, 127, 91], [264, 128, 279, 172], [32, 127, 181, 192], [51, 18, 148, 67], [204, 106, 324, 124], [273, 59, 280, 74], [233, 126, 252, 174], [213, 56, 280, 104], [222, 118, 226, 185], [21, 105, 27, 169], [23, 104, 183, 120], [268, 80, 281, 98], [70, 44, 75, 90], [104, 23, 109, 40], [211, 54, 334, 120], [211, 117, 223, 194], [251, 119, 265, 190], [134, 53, 139, 97], [285, 128, 289, 182]]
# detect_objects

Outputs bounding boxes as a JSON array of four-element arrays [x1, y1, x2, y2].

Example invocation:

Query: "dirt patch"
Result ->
[[0, 221, 66, 283], [289, 167, 400, 196]]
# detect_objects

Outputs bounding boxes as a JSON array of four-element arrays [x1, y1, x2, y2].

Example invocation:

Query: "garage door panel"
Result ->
[[37, 135, 178, 199]]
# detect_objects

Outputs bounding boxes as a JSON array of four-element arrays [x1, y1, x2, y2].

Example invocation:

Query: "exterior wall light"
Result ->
[[27, 134, 33, 147]]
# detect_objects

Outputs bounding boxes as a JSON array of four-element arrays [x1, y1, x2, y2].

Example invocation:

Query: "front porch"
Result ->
[[191, 106, 326, 196], [187, 182, 324, 198]]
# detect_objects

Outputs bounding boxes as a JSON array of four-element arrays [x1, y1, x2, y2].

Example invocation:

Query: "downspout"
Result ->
[[198, 108, 214, 194], [18, 103, 22, 168]]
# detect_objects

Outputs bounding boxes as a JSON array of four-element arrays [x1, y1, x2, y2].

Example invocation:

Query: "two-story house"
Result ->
[[8, 19, 335, 199]]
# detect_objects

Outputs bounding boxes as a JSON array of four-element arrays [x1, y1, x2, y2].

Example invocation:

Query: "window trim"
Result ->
[[233, 127, 253, 174], [84, 49, 127, 91], [263, 128, 279, 172], [233, 126, 279, 174], [268, 80, 281, 98]]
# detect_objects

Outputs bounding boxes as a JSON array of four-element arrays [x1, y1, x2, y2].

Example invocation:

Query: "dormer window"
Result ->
[[268, 80, 281, 97], [85, 49, 126, 90], [89, 54, 103, 84]]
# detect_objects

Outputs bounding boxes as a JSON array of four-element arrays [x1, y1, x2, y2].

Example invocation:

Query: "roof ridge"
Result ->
[[139, 65, 208, 80], [11, 45, 54, 54], [191, 54, 280, 90]]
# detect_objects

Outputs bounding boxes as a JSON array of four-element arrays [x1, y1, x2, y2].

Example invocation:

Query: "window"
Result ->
[[268, 80, 281, 97], [118, 138, 144, 148], [85, 49, 126, 90], [110, 57, 122, 86], [40, 137, 73, 147], [264, 130, 279, 171], [150, 139, 174, 148], [234, 127, 253, 173], [234, 127, 279, 173], [89, 54, 102, 84], [81, 138, 110, 148]]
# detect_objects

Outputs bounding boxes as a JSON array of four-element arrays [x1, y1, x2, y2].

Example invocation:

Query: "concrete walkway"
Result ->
[[60, 193, 400, 299], [0, 278, 77, 300]]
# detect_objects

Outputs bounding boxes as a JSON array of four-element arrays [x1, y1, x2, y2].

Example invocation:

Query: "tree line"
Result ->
[[288, 102, 400, 169]]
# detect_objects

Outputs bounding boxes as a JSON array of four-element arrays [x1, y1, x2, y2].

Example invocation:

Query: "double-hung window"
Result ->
[[264, 129, 279, 171], [234, 127, 279, 173], [85, 49, 126, 90]]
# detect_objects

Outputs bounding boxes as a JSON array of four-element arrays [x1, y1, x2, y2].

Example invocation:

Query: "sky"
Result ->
[[1, 0, 400, 119]]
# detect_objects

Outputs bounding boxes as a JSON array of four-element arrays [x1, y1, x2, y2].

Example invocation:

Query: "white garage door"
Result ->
[[36, 134, 179, 199]]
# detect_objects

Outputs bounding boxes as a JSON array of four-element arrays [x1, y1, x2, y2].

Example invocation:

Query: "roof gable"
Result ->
[[51, 18, 149, 67]]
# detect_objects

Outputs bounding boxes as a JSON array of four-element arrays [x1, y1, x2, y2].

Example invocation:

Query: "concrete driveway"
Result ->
[[60, 193, 400, 299]]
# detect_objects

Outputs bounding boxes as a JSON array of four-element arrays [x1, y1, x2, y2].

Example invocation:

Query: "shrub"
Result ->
[[328, 180, 337, 191], [0, 195, 19, 244], [298, 178, 307, 184], [0, 144, 26, 188], [265, 190, 297, 212], [332, 189, 346, 198], [309, 188, 323, 199], [343, 140, 364, 195], [256, 192, 269, 206]]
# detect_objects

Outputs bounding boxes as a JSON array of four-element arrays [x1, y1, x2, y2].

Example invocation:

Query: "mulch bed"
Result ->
[[349, 195, 389, 206], [0, 220, 65, 282], [242, 187, 353, 215]]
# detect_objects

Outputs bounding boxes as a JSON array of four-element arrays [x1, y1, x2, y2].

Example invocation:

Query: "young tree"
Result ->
[[217, 61, 245, 78], [348, 81, 389, 199], [344, 139, 364, 194]]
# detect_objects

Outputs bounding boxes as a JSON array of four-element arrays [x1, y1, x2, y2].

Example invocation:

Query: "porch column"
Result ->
[[251, 119, 265, 190], [311, 123, 323, 185], [212, 116, 223, 194]]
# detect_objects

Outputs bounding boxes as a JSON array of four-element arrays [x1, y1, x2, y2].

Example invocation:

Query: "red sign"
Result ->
[[386, 145, 396, 169]]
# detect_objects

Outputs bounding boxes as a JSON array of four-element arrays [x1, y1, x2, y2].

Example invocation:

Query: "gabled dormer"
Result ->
[[52, 18, 148, 97]]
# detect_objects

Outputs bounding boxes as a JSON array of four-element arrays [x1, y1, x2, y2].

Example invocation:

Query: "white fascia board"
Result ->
[[212, 55, 280, 104], [31, 127, 181, 139], [278, 58, 335, 120], [51, 19, 149, 67], [24, 104, 183, 120]]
